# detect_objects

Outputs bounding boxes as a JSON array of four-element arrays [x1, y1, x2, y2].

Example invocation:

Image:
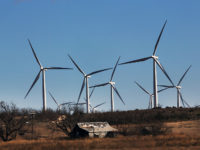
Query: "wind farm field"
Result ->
[[1, 1, 200, 150], [1, 120, 200, 150], [1, 108, 200, 150]]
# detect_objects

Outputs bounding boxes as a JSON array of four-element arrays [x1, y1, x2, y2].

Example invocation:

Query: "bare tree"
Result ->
[[0, 101, 28, 141], [55, 105, 84, 136]]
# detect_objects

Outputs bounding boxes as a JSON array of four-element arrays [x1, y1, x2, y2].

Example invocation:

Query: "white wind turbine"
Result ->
[[83, 87, 106, 113], [24, 39, 73, 112], [135, 81, 169, 109], [159, 65, 191, 108], [89, 102, 106, 113], [48, 91, 73, 111], [119, 20, 174, 108], [90, 57, 125, 112], [68, 54, 112, 113]]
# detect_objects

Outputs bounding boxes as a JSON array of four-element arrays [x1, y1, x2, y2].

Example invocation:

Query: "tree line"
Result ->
[[1, 100, 200, 141]]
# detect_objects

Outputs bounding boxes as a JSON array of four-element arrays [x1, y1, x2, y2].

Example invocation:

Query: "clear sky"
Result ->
[[0, 0, 200, 111]]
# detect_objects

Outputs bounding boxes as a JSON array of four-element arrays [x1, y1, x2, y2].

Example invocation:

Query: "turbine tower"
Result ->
[[90, 57, 125, 112], [25, 39, 73, 112], [68, 54, 111, 113], [83, 87, 105, 113], [135, 81, 169, 109], [89, 102, 106, 113], [159, 65, 191, 108], [119, 20, 174, 108]]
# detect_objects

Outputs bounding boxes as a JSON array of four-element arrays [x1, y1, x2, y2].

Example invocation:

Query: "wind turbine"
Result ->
[[135, 81, 169, 109], [83, 87, 95, 107], [68, 54, 112, 113], [25, 39, 73, 112], [83, 87, 105, 113], [90, 57, 125, 112], [89, 102, 106, 113], [48, 91, 73, 111], [119, 20, 174, 108], [159, 65, 191, 108]]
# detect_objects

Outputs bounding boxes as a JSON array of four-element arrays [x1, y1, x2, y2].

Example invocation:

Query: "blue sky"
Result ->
[[0, 0, 200, 111]]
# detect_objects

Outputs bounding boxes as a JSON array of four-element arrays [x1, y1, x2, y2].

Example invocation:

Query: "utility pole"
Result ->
[[29, 111, 36, 139]]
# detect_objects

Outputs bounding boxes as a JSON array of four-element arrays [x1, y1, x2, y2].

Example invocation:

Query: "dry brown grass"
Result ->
[[166, 120, 200, 135], [1, 134, 200, 150], [1, 120, 200, 150]]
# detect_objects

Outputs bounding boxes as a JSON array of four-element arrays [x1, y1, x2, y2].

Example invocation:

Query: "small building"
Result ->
[[70, 122, 118, 138]]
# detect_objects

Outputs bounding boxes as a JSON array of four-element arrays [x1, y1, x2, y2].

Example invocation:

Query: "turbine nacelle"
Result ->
[[68, 54, 112, 113], [86, 75, 91, 78], [41, 67, 47, 71], [176, 86, 182, 89], [25, 40, 73, 112], [89, 57, 125, 112], [109, 81, 115, 85], [152, 55, 158, 60], [118, 21, 168, 108]]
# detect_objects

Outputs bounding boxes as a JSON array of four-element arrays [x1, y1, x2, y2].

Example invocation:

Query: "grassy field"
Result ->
[[1, 134, 200, 150], [1, 120, 200, 150]]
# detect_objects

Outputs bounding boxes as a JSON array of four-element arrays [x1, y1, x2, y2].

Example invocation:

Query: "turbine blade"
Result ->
[[94, 102, 106, 109], [45, 67, 73, 70], [112, 85, 125, 105], [89, 87, 95, 98], [48, 91, 59, 106], [153, 20, 167, 55], [70, 102, 86, 106], [60, 102, 73, 106], [135, 81, 151, 95], [119, 56, 152, 65], [77, 102, 86, 105], [89, 82, 109, 88], [177, 65, 192, 86], [183, 100, 190, 108], [24, 70, 41, 99], [77, 78, 85, 103], [67, 102, 76, 106], [155, 59, 174, 86], [68, 54, 85, 75], [28, 39, 42, 67], [180, 93, 190, 108], [87, 67, 112, 76], [157, 87, 170, 93], [148, 97, 151, 109], [184, 100, 190, 107], [110, 56, 120, 81], [180, 92, 186, 107], [158, 85, 174, 88]]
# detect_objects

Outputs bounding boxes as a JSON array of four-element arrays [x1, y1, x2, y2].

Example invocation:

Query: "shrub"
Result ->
[[0, 101, 29, 141], [136, 122, 171, 136], [55, 105, 84, 136]]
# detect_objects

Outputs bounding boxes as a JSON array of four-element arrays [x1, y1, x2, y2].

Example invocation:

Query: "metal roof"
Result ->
[[77, 122, 118, 133]]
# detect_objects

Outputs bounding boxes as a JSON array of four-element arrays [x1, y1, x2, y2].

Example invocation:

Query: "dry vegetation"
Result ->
[[1, 134, 200, 150], [1, 101, 200, 149], [1, 120, 200, 150]]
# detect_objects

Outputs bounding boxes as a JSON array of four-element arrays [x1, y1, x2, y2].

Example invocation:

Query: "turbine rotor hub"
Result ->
[[152, 55, 158, 60], [176, 86, 181, 89], [109, 81, 115, 85]]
